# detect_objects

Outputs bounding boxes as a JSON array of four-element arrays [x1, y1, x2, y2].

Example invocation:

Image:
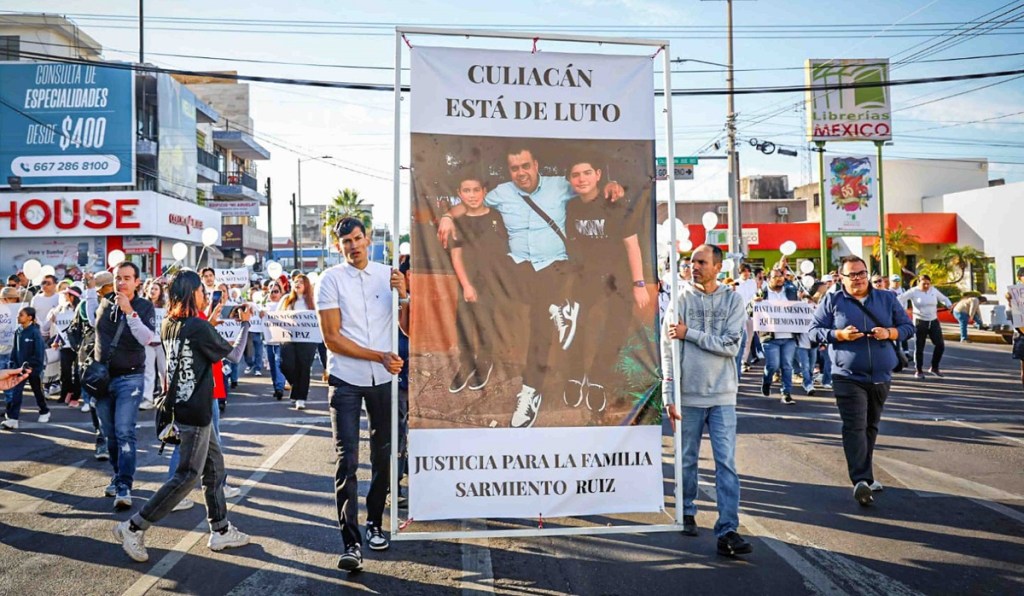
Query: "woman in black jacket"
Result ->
[[113, 270, 252, 563]]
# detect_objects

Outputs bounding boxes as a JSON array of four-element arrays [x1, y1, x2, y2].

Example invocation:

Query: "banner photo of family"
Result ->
[[408, 45, 662, 521]]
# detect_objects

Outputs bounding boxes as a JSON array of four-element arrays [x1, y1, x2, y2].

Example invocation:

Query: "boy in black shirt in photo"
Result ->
[[563, 157, 648, 418], [448, 174, 509, 394]]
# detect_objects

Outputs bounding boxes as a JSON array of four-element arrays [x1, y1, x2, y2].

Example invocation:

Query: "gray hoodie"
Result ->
[[661, 282, 746, 408]]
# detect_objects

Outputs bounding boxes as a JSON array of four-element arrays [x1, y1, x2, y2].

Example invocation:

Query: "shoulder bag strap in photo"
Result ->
[[101, 315, 128, 365], [518, 193, 568, 245], [847, 293, 908, 369]]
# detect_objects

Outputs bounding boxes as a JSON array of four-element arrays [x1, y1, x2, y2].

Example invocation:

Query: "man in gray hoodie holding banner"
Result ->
[[662, 244, 752, 557]]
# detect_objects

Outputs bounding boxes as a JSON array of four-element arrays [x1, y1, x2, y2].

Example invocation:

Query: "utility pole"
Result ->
[[291, 192, 298, 269], [726, 0, 743, 258], [264, 177, 273, 259], [138, 0, 144, 63]]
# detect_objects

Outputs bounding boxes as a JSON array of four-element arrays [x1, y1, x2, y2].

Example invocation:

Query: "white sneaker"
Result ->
[[1, 418, 19, 430], [81, 401, 91, 413], [549, 304, 568, 344], [869, 480, 884, 492], [563, 378, 585, 408], [38, 412, 51, 423], [138, 400, 154, 411], [172, 498, 195, 512], [510, 385, 542, 428], [294, 400, 306, 411], [559, 301, 580, 350], [208, 522, 250, 551], [113, 520, 148, 562], [223, 485, 241, 499]]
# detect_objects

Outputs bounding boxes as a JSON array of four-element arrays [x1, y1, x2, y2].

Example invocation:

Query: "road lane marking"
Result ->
[[951, 420, 1024, 447], [0, 458, 87, 513], [875, 456, 1020, 502], [969, 498, 1024, 526], [121, 427, 310, 596], [460, 520, 495, 595]]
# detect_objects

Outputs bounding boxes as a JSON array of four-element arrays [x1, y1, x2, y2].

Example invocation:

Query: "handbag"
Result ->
[[81, 314, 127, 397], [847, 294, 909, 373], [154, 329, 186, 451]]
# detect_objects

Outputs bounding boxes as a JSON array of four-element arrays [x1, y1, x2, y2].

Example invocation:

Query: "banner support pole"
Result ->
[[389, 28, 403, 538], [660, 44, 684, 527], [816, 141, 827, 274], [875, 140, 888, 278]]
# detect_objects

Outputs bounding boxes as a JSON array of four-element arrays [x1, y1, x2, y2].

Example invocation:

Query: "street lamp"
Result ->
[[296, 155, 332, 271]]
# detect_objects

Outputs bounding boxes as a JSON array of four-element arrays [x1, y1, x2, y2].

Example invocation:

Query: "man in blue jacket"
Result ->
[[2, 306, 49, 430], [810, 256, 914, 506]]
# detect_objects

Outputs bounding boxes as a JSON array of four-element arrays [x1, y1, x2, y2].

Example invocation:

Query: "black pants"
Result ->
[[565, 274, 633, 386], [914, 319, 945, 372], [507, 260, 570, 391], [59, 348, 80, 401], [329, 378, 391, 548], [833, 378, 889, 485], [280, 343, 317, 402], [455, 289, 499, 371]]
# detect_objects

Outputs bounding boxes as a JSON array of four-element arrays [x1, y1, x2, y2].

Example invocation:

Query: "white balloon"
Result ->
[[779, 240, 797, 256], [679, 239, 694, 252], [306, 271, 320, 286], [32, 275, 44, 286], [201, 227, 220, 247], [399, 242, 411, 256], [800, 260, 815, 274], [802, 274, 816, 288], [243, 255, 257, 267], [171, 242, 188, 261], [701, 211, 718, 231], [23, 259, 42, 279], [40, 265, 56, 278], [656, 222, 669, 244], [722, 258, 735, 274], [678, 223, 690, 241], [266, 261, 283, 279], [107, 250, 126, 268]]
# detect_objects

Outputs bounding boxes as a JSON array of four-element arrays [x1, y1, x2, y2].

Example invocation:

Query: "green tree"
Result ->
[[324, 188, 372, 238], [872, 223, 920, 277], [938, 245, 988, 284]]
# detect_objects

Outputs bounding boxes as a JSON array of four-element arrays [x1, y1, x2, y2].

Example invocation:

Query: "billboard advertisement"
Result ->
[[825, 155, 880, 236], [157, 73, 197, 201], [0, 62, 136, 187], [806, 59, 891, 142], [408, 46, 661, 521]]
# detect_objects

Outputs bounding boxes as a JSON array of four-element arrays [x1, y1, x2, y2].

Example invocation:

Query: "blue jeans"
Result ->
[[245, 332, 265, 373], [953, 311, 979, 340], [762, 338, 796, 395], [224, 360, 239, 386], [794, 347, 815, 393], [168, 399, 226, 485], [329, 378, 392, 549], [735, 327, 746, 381], [6, 373, 48, 420], [266, 344, 285, 391], [94, 373, 144, 490], [817, 348, 833, 385], [680, 405, 740, 538]]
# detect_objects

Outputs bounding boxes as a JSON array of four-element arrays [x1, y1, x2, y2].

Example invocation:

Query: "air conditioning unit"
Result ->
[[716, 206, 729, 215], [776, 207, 789, 215]]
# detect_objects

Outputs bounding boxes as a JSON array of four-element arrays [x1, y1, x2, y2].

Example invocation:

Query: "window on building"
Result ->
[[0, 36, 19, 61], [1013, 256, 1024, 279], [971, 257, 997, 294], [813, 193, 820, 207]]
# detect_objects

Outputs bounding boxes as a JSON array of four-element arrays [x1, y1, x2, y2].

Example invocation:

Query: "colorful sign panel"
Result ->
[[0, 62, 136, 187], [825, 155, 880, 236], [806, 59, 891, 142], [409, 47, 661, 521]]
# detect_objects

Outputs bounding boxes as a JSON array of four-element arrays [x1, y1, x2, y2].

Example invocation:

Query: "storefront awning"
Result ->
[[863, 213, 958, 246]]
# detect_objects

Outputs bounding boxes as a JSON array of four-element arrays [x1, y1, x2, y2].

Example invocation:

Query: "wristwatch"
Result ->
[[128, 311, 139, 319], [633, 280, 646, 288]]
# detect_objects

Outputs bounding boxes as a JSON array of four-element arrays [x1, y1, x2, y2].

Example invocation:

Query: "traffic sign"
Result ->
[[655, 156, 698, 181]]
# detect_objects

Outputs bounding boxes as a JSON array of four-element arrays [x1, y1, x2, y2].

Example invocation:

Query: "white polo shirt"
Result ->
[[316, 260, 395, 386]]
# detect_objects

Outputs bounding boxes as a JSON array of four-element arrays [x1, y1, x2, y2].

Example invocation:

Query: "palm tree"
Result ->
[[324, 188, 372, 237], [872, 223, 920, 277], [939, 245, 988, 284]]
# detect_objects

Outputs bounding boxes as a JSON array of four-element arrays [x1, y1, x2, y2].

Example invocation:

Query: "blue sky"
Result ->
[[8, 0, 1023, 232]]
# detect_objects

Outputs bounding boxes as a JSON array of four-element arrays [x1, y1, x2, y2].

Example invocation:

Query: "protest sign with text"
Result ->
[[262, 310, 323, 343], [753, 300, 815, 334], [215, 268, 250, 286], [1009, 285, 1024, 329]]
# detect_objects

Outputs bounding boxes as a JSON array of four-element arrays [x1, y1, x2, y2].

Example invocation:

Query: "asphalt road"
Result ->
[[0, 337, 1021, 595]]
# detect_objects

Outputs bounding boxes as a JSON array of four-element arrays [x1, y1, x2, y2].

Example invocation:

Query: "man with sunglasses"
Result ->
[[810, 256, 913, 506], [31, 275, 60, 346]]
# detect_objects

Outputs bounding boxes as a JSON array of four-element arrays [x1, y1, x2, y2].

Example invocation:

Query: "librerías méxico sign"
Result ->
[[805, 59, 891, 142]]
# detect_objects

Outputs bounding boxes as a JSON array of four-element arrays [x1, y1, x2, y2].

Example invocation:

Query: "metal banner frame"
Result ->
[[390, 26, 683, 541]]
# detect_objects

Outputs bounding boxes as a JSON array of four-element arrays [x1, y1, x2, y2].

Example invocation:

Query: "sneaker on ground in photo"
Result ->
[[510, 385, 542, 428], [716, 531, 753, 556], [366, 523, 389, 551], [113, 487, 132, 510], [113, 520, 148, 562], [208, 523, 250, 551], [338, 544, 363, 572], [172, 498, 195, 512], [854, 480, 874, 506]]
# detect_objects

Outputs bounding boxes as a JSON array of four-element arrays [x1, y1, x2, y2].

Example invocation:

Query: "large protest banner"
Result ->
[[409, 46, 661, 521]]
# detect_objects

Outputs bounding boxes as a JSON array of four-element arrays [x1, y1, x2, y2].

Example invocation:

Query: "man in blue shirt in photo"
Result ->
[[438, 146, 621, 428]]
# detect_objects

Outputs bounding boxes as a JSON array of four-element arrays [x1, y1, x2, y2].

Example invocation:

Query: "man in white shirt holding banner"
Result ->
[[315, 217, 408, 573]]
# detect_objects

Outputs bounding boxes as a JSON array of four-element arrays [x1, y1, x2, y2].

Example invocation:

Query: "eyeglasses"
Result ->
[[842, 271, 869, 280], [41, 281, 54, 286], [871, 279, 883, 285]]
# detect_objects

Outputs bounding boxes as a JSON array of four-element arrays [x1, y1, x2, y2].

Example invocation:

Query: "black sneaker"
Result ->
[[337, 544, 363, 572], [682, 515, 698, 536], [449, 366, 473, 393], [781, 393, 795, 405], [717, 531, 753, 556], [854, 481, 874, 506], [929, 368, 943, 378], [805, 387, 815, 396], [273, 389, 283, 400], [467, 362, 493, 391], [366, 524, 389, 551], [760, 378, 771, 397]]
